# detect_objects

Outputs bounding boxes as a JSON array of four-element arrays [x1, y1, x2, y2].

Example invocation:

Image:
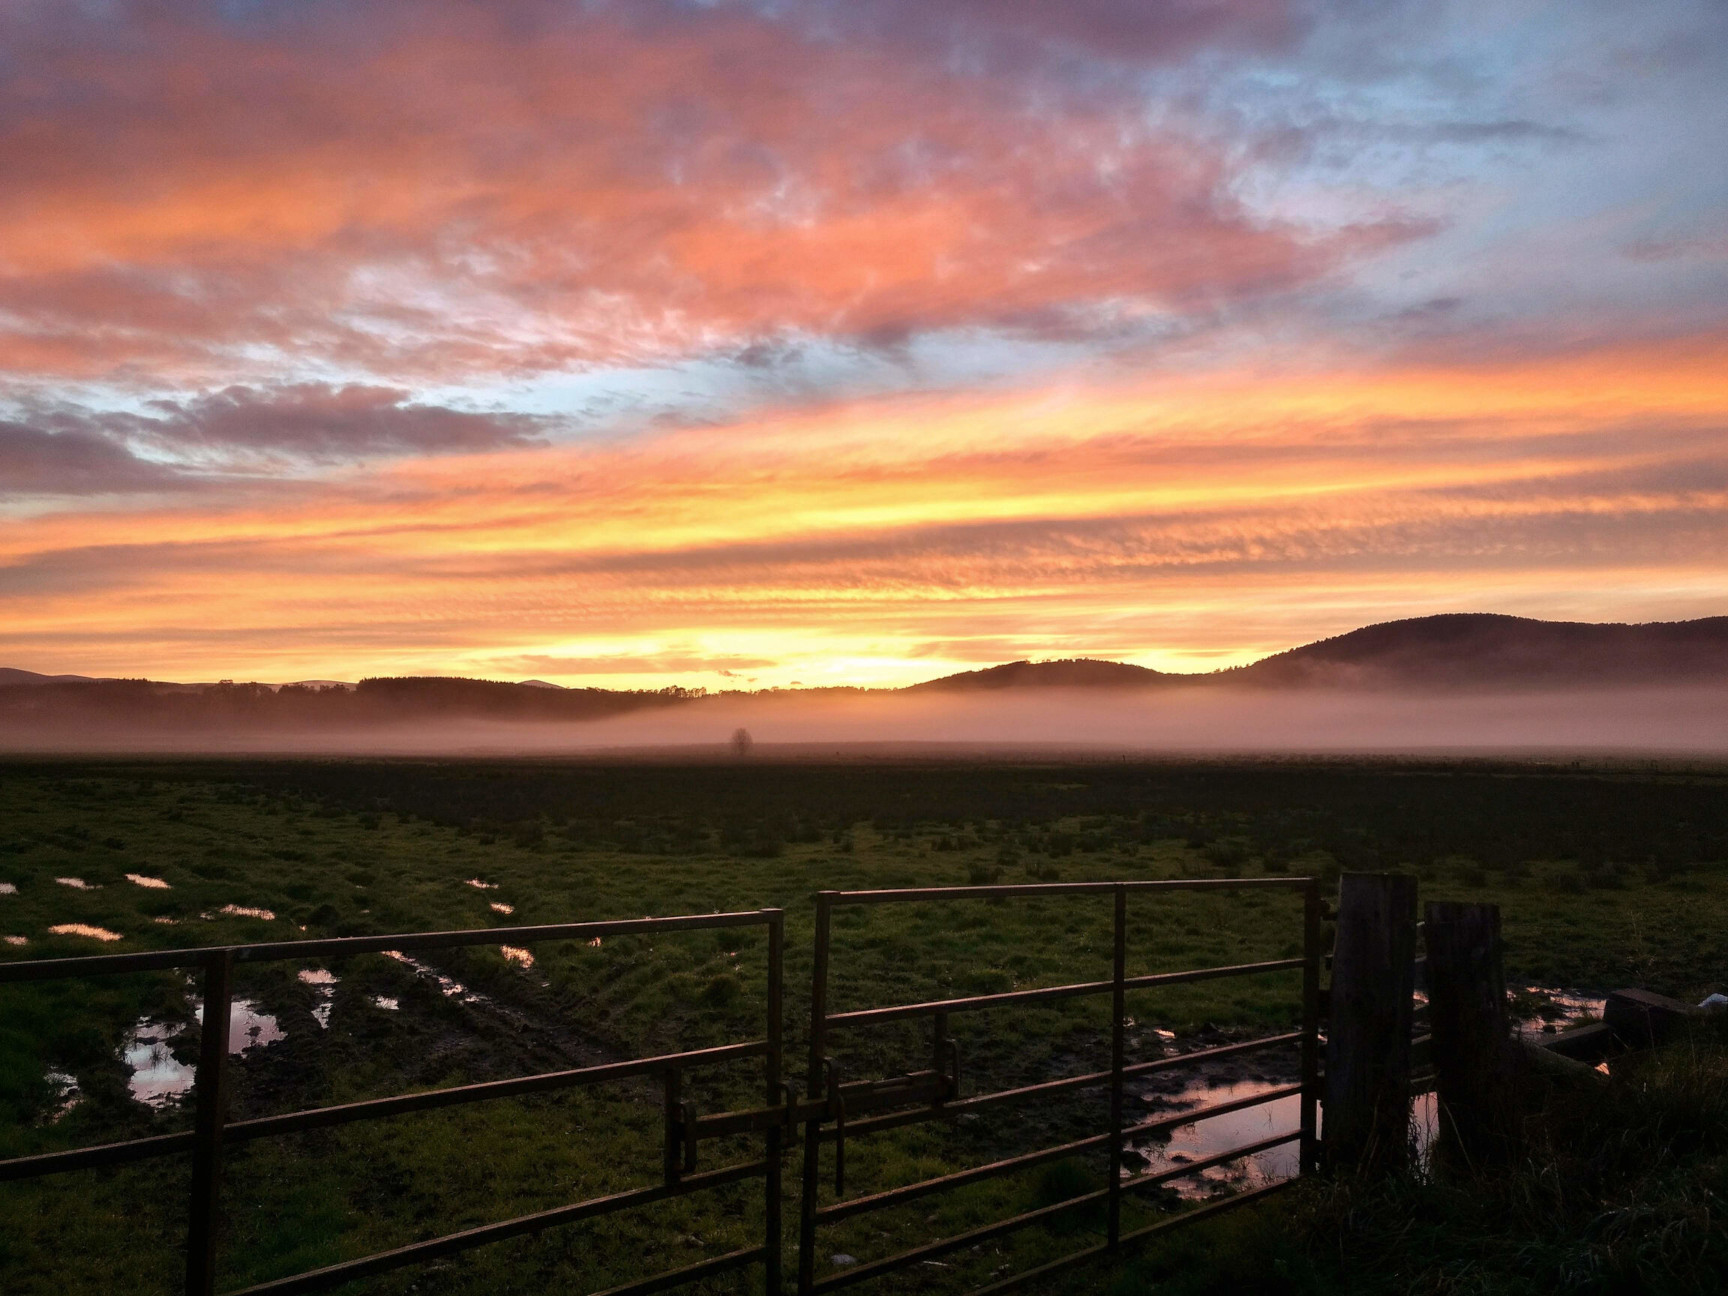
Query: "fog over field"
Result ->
[[6, 685, 1727, 758]]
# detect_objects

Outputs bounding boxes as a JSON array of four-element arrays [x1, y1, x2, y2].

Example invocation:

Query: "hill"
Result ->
[[903, 658, 1174, 692], [1223, 614, 1728, 689], [0, 668, 102, 687]]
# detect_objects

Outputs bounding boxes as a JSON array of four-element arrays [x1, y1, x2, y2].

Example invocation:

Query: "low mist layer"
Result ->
[[4, 686, 1726, 758]]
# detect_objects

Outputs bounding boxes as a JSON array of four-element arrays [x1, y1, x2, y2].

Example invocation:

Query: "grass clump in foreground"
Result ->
[[1101, 1020, 1728, 1296]]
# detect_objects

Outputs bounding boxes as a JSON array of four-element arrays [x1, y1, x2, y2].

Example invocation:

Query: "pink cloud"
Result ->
[[0, 0, 1394, 383]]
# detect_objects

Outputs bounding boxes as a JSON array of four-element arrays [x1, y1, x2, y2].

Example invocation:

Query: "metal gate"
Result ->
[[795, 879, 1323, 1294], [4, 881, 1322, 1296], [0, 909, 788, 1296]]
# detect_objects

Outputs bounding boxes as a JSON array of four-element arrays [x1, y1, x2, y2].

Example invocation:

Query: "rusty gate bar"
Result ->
[[0, 909, 786, 1296], [797, 889, 835, 1296], [2, 1041, 774, 1182], [1107, 883, 1127, 1248], [1299, 877, 1323, 1172], [187, 947, 234, 1296], [797, 877, 1319, 1296], [765, 911, 785, 1296], [816, 1030, 1301, 1144]]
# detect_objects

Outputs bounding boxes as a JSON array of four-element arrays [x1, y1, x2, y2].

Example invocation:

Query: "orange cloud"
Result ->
[[2, 339, 1724, 686]]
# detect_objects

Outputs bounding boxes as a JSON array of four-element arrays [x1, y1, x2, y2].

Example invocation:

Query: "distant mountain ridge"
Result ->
[[1218, 614, 1728, 689], [904, 658, 1173, 692], [3, 615, 1725, 738], [903, 616, 1728, 693], [0, 667, 105, 687]]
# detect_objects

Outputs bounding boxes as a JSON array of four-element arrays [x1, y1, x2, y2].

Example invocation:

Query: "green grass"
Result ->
[[1, 758, 1726, 1293]]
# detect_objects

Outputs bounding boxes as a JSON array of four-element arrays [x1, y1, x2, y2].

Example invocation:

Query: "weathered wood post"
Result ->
[[1324, 873, 1418, 1174], [1424, 900, 1515, 1164]]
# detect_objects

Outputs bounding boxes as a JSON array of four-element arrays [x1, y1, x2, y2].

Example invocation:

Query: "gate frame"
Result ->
[[796, 878, 1322, 1295], [0, 910, 786, 1296]]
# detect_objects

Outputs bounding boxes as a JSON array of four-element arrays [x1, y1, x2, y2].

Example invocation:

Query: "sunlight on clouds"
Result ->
[[2, 340, 1725, 687]]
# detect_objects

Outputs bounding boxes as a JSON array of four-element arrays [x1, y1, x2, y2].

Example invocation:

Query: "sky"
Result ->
[[1, 0, 1724, 690]]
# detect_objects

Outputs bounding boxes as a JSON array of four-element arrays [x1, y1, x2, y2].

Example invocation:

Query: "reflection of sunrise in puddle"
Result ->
[[297, 968, 338, 1027], [1128, 1078, 1300, 1199], [1514, 985, 1603, 1037], [121, 999, 285, 1106]]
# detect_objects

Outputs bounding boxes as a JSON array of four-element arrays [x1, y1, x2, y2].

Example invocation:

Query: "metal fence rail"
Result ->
[[4, 878, 1326, 1296], [0, 910, 787, 1296], [796, 878, 1322, 1295]]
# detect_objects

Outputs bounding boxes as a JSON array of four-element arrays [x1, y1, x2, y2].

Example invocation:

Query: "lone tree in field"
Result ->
[[730, 727, 754, 758]]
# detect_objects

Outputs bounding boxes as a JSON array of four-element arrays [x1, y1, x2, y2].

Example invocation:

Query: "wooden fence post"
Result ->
[[1424, 900, 1515, 1164], [1323, 873, 1418, 1175]]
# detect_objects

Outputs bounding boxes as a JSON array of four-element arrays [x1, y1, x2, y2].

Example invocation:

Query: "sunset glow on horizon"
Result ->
[[3, 1, 1725, 690]]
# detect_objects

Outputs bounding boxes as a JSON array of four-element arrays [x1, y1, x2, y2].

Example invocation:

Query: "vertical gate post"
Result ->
[[1323, 873, 1417, 1175], [187, 947, 234, 1296], [1299, 877, 1323, 1174], [765, 911, 784, 1294], [797, 892, 835, 1296], [662, 1068, 684, 1185], [1424, 901, 1514, 1165], [1107, 884, 1127, 1248]]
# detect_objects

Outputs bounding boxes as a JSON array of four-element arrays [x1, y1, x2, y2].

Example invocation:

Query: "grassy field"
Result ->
[[2, 758, 1726, 1294]]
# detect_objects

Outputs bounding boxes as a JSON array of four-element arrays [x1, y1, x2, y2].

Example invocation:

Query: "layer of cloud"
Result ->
[[0, 421, 180, 497], [0, 0, 1405, 384], [2, 385, 549, 488], [2, 342, 1723, 685]]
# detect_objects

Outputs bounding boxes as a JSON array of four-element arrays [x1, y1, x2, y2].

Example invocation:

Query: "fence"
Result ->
[[2, 880, 1326, 1296], [0, 911, 787, 1296], [796, 878, 1323, 1294]]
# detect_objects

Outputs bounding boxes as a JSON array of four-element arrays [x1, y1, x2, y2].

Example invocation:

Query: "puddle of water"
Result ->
[[219, 904, 276, 921], [1127, 1078, 1301, 1199], [54, 876, 98, 890], [373, 996, 400, 1011], [123, 1020, 197, 1107], [490, 901, 514, 915], [1412, 1091, 1438, 1161], [202, 998, 285, 1053], [383, 950, 481, 1003], [500, 945, 534, 969], [126, 873, 171, 889], [43, 1070, 81, 1122], [1513, 985, 1603, 1037], [122, 998, 286, 1106], [4, 935, 26, 946], [49, 923, 122, 941], [465, 878, 497, 889], [297, 968, 338, 1027], [0, 882, 16, 895]]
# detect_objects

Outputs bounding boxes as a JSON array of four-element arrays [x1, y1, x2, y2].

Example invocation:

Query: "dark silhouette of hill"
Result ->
[[3, 615, 1726, 746], [0, 675, 692, 737], [903, 658, 1174, 692], [0, 667, 102, 687], [1220, 614, 1728, 689]]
